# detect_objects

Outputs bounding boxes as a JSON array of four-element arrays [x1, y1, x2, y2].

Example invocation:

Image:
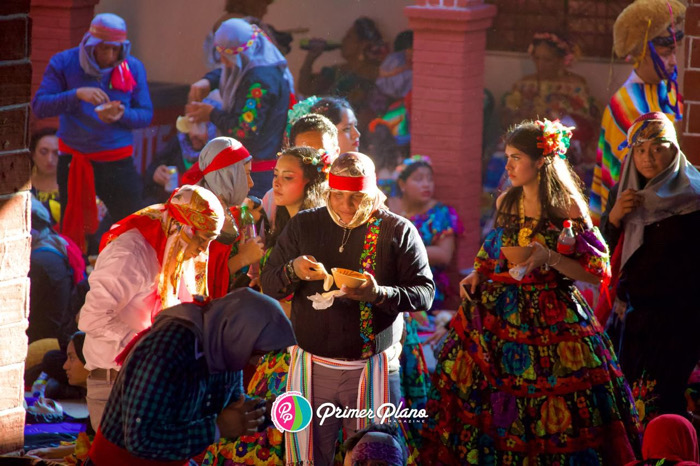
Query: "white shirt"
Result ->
[[79, 230, 163, 370]]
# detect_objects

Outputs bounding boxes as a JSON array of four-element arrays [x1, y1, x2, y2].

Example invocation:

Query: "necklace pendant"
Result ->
[[339, 246, 344, 253]]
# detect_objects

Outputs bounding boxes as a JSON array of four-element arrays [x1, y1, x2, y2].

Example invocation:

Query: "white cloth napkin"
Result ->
[[307, 290, 346, 310]]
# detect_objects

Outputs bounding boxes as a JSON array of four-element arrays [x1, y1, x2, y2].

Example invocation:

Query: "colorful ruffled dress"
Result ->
[[421, 215, 641, 465]]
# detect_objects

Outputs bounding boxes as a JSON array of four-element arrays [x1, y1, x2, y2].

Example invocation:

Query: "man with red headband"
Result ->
[[32, 13, 153, 252], [78, 185, 224, 430], [261, 152, 434, 465]]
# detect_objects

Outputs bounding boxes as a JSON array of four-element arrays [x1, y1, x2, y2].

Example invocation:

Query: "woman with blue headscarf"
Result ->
[[186, 18, 294, 198]]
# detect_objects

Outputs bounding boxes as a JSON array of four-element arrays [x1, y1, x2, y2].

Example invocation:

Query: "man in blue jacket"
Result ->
[[32, 13, 153, 252]]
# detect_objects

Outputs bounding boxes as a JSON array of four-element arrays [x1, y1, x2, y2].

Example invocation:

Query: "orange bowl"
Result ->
[[501, 246, 532, 264], [331, 268, 367, 289]]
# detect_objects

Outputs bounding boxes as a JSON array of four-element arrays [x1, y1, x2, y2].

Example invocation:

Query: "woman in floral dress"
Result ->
[[421, 120, 640, 465]]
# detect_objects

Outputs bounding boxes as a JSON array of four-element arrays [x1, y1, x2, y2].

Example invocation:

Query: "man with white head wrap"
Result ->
[[31, 13, 153, 252], [78, 185, 224, 430], [261, 152, 433, 465]]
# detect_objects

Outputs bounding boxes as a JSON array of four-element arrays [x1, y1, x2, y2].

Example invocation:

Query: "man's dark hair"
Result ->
[[290, 114, 338, 145]]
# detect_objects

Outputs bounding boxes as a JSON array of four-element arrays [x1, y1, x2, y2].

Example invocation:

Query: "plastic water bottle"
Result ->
[[240, 205, 257, 242], [31, 372, 49, 398], [557, 220, 576, 255]]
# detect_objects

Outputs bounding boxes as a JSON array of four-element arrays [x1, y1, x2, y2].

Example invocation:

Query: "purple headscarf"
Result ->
[[350, 431, 406, 466]]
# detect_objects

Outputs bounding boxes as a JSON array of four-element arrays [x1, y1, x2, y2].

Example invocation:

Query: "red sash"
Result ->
[[89, 429, 191, 466], [58, 140, 132, 252], [207, 240, 234, 299]]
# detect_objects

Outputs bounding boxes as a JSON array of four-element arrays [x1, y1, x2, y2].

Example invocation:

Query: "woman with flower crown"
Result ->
[[203, 144, 331, 465], [502, 32, 599, 187], [421, 119, 641, 465]]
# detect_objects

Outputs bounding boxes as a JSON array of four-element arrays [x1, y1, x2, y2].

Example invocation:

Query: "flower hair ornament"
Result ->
[[215, 24, 262, 56], [277, 149, 332, 178], [535, 119, 574, 160], [395, 154, 431, 176], [527, 32, 579, 67], [285, 95, 321, 138]]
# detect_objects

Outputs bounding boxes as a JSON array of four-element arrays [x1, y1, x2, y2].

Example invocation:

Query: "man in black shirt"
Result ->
[[261, 152, 433, 465]]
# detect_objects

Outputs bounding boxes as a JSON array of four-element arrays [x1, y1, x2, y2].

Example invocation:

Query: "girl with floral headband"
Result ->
[[502, 32, 599, 187], [422, 119, 641, 464]]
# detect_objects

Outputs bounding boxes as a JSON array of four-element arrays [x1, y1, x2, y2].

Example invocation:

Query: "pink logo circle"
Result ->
[[271, 391, 313, 433]]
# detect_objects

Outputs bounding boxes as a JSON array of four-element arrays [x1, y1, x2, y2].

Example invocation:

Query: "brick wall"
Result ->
[[0, 0, 32, 453], [406, 2, 496, 302], [484, 0, 627, 58], [683, 0, 700, 166]]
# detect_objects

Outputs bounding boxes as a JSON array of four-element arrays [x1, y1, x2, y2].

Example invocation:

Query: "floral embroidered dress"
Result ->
[[421, 215, 641, 465]]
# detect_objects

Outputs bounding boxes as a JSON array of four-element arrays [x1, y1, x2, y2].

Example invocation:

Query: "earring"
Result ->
[[537, 170, 541, 185]]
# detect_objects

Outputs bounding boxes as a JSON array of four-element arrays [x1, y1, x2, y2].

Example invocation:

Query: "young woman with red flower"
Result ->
[[422, 119, 641, 465]]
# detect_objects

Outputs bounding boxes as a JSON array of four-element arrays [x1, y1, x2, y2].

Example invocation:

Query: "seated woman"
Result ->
[[28, 198, 84, 347], [393, 155, 463, 462], [502, 32, 599, 187], [599, 112, 700, 424], [396, 155, 463, 310], [298, 17, 386, 140], [30, 128, 61, 224], [422, 119, 640, 464], [26, 332, 94, 463], [203, 145, 330, 465]]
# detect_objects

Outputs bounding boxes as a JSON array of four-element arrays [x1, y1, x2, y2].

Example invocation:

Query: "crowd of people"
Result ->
[[21, 0, 700, 464]]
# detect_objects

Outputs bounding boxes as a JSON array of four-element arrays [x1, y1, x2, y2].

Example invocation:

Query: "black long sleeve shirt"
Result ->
[[261, 207, 434, 359]]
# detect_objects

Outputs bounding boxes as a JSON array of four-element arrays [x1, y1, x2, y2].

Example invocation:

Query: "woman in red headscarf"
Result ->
[[626, 414, 700, 466]]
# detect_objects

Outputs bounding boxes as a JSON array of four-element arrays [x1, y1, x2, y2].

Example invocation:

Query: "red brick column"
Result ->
[[683, 0, 700, 165], [0, 0, 32, 453], [30, 0, 99, 128], [406, 2, 497, 280]]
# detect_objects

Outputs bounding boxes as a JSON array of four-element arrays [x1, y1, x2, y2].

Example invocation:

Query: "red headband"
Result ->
[[89, 24, 127, 42], [180, 144, 251, 185], [328, 172, 377, 192]]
